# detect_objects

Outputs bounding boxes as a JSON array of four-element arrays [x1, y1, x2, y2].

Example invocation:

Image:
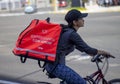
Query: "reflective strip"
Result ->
[[15, 47, 55, 57]]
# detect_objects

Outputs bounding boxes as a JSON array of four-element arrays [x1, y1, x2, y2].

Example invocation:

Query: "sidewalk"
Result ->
[[0, 6, 120, 16]]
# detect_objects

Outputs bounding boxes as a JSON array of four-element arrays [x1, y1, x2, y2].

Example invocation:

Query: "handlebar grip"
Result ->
[[91, 54, 115, 62], [91, 54, 101, 62]]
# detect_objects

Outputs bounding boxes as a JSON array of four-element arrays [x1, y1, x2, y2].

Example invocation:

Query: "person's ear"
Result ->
[[73, 20, 77, 26]]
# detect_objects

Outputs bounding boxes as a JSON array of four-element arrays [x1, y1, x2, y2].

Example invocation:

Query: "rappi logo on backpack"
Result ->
[[41, 29, 48, 34], [31, 34, 55, 45]]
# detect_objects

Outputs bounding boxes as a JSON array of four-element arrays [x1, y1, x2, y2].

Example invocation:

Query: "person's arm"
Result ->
[[70, 32, 97, 56], [70, 32, 112, 57]]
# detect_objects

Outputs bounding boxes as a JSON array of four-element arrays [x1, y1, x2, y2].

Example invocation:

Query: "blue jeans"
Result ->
[[51, 64, 86, 84]]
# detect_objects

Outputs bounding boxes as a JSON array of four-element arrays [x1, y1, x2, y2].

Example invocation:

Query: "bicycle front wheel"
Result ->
[[108, 79, 120, 84]]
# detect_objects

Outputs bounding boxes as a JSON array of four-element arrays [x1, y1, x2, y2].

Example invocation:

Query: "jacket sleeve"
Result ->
[[70, 32, 98, 55]]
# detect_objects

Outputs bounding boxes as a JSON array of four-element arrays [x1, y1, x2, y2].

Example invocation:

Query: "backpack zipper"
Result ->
[[19, 29, 33, 45], [19, 19, 39, 45]]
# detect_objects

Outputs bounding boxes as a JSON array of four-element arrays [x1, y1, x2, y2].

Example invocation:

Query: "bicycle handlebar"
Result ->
[[91, 54, 115, 62]]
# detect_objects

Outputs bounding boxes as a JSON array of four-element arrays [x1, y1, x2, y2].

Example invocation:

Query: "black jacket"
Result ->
[[57, 27, 97, 56], [45, 27, 98, 71]]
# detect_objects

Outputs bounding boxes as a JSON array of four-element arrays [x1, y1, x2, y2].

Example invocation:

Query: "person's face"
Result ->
[[73, 18, 84, 30]]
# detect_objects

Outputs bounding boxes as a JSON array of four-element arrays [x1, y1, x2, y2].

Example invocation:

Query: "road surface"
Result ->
[[0, 12, 120, 84]]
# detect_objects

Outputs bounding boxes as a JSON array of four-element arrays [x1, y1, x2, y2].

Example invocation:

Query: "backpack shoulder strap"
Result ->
[[57, 27, 74, 52]]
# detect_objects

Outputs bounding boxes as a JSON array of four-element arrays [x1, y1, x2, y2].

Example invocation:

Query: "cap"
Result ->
[[65, 9, 88, 23]]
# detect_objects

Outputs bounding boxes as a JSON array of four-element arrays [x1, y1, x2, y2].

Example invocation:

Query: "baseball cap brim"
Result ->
[[80, 13, 88, 18]]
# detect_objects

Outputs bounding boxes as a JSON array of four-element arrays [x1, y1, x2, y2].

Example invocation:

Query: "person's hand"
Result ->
[[97, 50, 115, 58]]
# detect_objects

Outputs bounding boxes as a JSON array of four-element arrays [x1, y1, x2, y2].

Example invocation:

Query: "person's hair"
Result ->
[[68, 19, 79, 27], [68, 22, 73, 27]]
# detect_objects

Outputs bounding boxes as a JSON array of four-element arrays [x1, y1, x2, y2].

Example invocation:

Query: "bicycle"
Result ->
[[60, 54, 120, 84]]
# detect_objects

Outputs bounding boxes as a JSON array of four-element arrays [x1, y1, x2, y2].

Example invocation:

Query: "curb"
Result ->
[[51, 6, 120, 14], [85, 5, 120, 13]]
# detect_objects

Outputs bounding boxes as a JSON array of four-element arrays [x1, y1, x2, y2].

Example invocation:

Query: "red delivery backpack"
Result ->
[[12, 18, 62, 67]]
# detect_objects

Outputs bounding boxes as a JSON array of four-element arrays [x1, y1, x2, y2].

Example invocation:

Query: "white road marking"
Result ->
[[109, 64, 120, 67], [0, 80, 21, 84], [0, 13, 25, 17], [0, 11, 51, 17], [66, 55, 90, 61], [67, 55, 120, 67]]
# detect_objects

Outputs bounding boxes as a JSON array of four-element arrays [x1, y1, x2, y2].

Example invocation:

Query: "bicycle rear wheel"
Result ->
[[108, 79, 120, 84]]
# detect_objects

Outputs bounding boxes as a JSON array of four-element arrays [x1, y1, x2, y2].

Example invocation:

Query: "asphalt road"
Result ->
[[0, 12, 120, 84]]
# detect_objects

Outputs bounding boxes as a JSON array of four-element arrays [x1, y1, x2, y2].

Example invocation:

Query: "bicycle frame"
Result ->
[[85, 69, 107, 84], [84, 57, 108, 84]]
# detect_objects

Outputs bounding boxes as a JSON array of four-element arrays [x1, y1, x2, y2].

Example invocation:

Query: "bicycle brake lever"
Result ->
[[110, 55, 115, 58], [105, 55, 115, 59]]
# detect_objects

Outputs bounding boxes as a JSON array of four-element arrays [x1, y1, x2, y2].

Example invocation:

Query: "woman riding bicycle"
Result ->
[[44, 9, 112, 84]]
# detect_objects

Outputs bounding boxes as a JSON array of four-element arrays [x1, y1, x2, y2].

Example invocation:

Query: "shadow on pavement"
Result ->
[[37, 81, 52, 84]]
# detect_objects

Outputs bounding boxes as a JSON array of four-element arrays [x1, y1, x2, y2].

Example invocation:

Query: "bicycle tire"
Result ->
[[108, 78, 120, 84]]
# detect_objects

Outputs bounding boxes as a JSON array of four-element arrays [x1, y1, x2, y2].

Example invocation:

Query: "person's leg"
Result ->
[[52, 64, 86, 84]]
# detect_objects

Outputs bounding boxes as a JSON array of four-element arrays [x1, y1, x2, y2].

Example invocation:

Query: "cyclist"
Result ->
[[44, 9, 112, 84]]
